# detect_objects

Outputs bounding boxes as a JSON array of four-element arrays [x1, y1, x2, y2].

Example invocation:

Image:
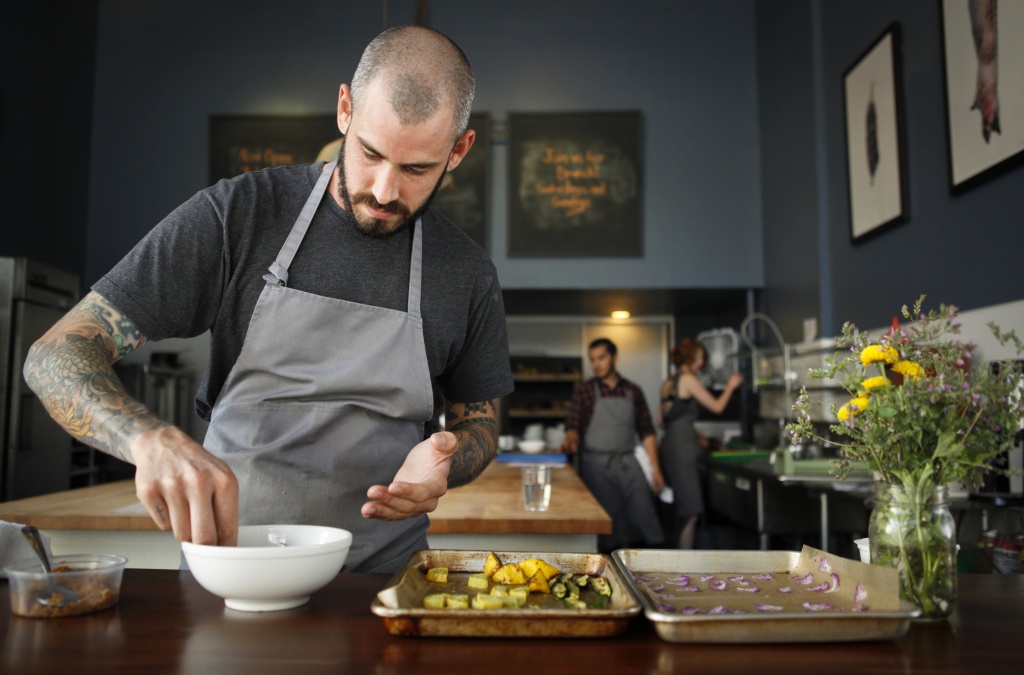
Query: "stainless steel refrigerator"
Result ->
[[1, 257, 80, 501]]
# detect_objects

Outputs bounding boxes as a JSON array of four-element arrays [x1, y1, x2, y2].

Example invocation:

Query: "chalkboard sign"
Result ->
[[209, 115, 339, 184], [507, 111, 642, 257], [432, 111, 490, 251]]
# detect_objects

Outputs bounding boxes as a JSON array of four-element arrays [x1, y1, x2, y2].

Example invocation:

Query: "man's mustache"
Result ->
[[353, 193, 408, 217]]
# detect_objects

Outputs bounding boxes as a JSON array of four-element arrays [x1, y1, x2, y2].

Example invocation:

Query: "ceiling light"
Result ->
[[610, 310, 631, 319]]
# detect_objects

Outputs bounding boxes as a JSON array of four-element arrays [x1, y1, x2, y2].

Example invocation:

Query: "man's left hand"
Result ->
[[361, 431, 458, 521]]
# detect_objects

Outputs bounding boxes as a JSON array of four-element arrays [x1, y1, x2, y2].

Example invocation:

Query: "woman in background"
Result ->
[[658, 339, 742, 549]]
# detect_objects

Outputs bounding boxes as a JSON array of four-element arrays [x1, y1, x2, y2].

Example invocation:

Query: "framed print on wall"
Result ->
[[432, 111, 490, 251], [843, 24, 909, 242], [507, 111, 643, 257], [209, 115, 339, 184], [941, 0, 1024, 192]]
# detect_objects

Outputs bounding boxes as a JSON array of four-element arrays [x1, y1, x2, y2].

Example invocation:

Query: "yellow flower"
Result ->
[[860, 344, 899, 366], [858, 375, 890, 393], [837, 396, 870, 421], [892, 360, 923, 379]]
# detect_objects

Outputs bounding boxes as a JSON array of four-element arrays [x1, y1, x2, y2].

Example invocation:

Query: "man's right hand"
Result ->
[[131, 426, 239, 546], [560, 429, 580, 454]]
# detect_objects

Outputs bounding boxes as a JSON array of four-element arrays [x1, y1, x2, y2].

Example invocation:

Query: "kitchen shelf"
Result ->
[[502, 355, 582, 436]]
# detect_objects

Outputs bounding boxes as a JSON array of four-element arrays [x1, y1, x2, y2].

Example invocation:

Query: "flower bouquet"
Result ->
[[787, 296, 1024, 619]]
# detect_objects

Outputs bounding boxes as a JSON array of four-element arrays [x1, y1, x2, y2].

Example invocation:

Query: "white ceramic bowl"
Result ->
[[517, 439, 547, 454], [181, 524, 352, 612]]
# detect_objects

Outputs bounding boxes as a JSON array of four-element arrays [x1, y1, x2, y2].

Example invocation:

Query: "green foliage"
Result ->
[[787, 296, 1024, 489]]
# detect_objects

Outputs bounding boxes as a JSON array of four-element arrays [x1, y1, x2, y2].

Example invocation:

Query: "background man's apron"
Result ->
[[581, 382, 663, 550], [203, 160, 435, 573]]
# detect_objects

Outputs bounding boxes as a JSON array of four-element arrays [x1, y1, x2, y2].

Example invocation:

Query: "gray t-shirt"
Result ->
[[94, 162, 513, 421]]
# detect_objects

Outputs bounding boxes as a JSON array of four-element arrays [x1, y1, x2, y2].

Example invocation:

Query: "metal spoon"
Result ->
[[21, 525, 80, 608]]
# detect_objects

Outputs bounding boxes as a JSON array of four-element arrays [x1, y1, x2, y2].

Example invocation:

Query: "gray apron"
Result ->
[[581, 381, 663, 550], [203, 160, 435, 573]]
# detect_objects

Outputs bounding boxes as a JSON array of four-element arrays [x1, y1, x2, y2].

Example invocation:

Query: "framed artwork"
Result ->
[[432, 111, 490, 251], [209, 115, 339, 184], [507, 111, 643, 257], [842, 24, 909, 242], [940, 0, 1024, 192]]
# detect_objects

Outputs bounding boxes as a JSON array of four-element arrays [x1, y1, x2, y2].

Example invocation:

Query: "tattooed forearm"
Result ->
[[445, 399, 498, 488], [22, 292, 166, 463], [76, 293, 147, 360]]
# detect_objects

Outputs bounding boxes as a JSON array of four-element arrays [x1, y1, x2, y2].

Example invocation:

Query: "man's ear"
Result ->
[[337, 84, 352, 135], [446, 129, 476, 171]]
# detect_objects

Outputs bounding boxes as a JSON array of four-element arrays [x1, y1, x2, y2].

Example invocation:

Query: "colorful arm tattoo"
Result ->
[[22, 292, 168, 463]]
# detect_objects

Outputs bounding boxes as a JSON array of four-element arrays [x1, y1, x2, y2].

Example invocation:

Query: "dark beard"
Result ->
[[336, 138, 446, 238]]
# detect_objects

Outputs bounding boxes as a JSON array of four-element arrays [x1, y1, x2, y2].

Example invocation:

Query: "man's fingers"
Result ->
[[430, 431, 459, 456], [212, 475, 239, 546]]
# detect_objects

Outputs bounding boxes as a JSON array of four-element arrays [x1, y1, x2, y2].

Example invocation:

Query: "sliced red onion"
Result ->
[[681, 606, 703, 615], [752, 573, 774, 580], [809, 581, 831, 592], [825, 573, 840, 593], [818, 557, 832, 573], [709, 580, 727, 591], [734, 579, 753, 586], [854, 583, 867, 603], [680, 586, 701, 592], [790, 573, 815, 585], [732, 609, 750, 614], [700, 574, 717, 582], [650, 583, 665, 592], [802, 602, 834, 612], [736, 586, 761, 593], [727, 575, 746, 582], [754, 603, 784, 612], [671, 574, 691, 585], [656, 601, 676, 613], [709, 605, 729, 614], [777, 587, 793, 593]]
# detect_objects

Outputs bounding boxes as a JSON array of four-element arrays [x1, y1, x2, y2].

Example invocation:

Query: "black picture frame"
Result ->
[[209, 115, 339, 184], [940, 0, 1024, 193], [507, 111, 643, 257], [842, 24, 909, 242], [432, 111, 490, 251]]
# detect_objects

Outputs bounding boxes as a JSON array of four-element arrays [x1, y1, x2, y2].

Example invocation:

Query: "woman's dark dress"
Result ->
[[658, 392, 703, 518]]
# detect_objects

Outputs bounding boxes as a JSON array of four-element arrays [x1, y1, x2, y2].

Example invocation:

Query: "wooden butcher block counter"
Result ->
[[0, 460, 611, 568]]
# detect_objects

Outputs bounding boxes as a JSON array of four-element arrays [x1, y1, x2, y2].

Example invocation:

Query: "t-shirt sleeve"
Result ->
[[435, 265, 513, 404], [92, 188, 227, 341]]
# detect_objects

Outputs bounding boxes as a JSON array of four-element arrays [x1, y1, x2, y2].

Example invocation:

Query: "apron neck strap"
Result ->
[[264, 161, 336, 287], [406, 217, 423, 318]]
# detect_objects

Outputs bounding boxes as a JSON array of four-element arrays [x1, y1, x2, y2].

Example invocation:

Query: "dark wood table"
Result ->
[[3, 570, 1022, 673]]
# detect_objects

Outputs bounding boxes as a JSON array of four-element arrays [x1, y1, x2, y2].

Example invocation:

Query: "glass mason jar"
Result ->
[[869, 482, 957, 620]]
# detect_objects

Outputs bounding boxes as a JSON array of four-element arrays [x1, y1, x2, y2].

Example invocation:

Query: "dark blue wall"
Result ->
[[4, 1, 1022, 336], [0, 0, 97, 279], [759, 0, 1024, 338], [84, 0, 764, 292]]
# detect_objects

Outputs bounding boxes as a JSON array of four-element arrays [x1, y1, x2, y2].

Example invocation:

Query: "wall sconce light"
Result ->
[[610, 310, 631, 319]]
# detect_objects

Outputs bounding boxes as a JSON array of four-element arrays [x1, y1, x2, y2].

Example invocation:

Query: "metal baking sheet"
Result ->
[[611, 548, 920, 644], [371, 549, 641, 638]]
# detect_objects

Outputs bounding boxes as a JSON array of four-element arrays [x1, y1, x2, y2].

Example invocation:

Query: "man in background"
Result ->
[[561, 338, 664, 551]]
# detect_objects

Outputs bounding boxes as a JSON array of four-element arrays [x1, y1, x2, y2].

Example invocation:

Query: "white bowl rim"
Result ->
[[181, 524, 353, 559]]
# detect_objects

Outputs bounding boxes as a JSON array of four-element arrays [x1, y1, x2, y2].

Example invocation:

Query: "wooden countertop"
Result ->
[[0, 461, 611, 535], [3, 571, 1022, 673]]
